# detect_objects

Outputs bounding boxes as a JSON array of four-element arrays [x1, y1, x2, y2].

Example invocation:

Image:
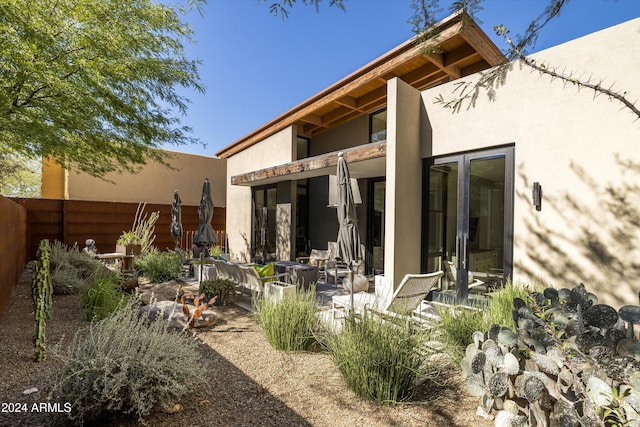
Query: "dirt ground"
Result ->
[[0, 270, 493, 427]]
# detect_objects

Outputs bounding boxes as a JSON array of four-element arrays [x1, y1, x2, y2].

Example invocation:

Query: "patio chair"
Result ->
[[237, 264, 289, 297], [326, 242, 365, 285], [296, 248, 331, 282], [332, 271, 444, 321], [444, 260, 486, 292]]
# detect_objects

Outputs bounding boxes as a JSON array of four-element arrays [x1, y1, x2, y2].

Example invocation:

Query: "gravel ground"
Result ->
[[0, 269, 492, 427]]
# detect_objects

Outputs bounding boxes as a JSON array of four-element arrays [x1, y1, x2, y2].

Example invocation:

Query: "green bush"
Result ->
[[435, 282, 537, 361], [199, 278, 237, 306], [254, 285, 319, 351], [49, 240, 103, 295], [324, 315, 436, 403], [47, 294, 206, 425], [81, 272, 127, 321], [135, 249, 183, 283], [436, 302, 490, 362], [486, 280, 534, 329]]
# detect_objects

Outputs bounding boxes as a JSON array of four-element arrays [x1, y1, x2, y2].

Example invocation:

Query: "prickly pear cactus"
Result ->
[[462, 283, 640, 426], [32, 239, 53, 362]]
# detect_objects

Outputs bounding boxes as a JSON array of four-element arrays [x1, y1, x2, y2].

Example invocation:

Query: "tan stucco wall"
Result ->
[[225, 126, 296, 262], [309, 115, 369, 156], [384, 78, 423, 294], [421, 18, 640, 308], [41, 158, 68, 199], [46, 150, 226, 206]]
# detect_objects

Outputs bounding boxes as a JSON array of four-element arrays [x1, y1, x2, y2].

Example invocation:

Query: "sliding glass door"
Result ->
[[424, 147, 514, 301]]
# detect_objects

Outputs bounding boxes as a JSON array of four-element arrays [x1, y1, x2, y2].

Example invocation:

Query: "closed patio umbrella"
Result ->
[[170, 190, 183, 250], [336, 152, 362, 268], [336, 152, 363, 312], [193, 178, 217, 257]]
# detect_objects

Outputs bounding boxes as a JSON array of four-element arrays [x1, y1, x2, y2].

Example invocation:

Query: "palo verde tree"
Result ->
[[0, 0, 205, 178], [262, 0, 640, 121]]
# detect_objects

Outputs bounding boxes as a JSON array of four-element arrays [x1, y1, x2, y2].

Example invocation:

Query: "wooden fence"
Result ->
[[9, 198, 226, 260], [0, 196, 27, 317]]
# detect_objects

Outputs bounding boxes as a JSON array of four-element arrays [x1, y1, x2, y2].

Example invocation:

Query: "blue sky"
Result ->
[[171, 0, 640, 157]]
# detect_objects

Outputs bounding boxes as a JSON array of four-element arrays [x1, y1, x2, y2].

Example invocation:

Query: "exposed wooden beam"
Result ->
[[231, 142, 387, 186], [300, 114, 322, 126], [218, 21, 466, 158], [335, 96, 357, 109], [460, 24, 505, 67]]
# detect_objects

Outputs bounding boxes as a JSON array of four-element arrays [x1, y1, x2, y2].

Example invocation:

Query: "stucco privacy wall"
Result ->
[[225, 126, 296, 262], [42, 151, 226, 206], [384, 78, 423, 294], [420, 18, 640, 308]]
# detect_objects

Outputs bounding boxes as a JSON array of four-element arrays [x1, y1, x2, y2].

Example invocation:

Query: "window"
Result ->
[[369, 109, 387, 143]]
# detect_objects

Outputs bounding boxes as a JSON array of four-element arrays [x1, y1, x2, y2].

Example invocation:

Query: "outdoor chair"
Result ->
[[237, 264, 289, 297], [444, 260, 486, 292], [331, 271, 444, 322], [296, 248, 331, 282], [326, 242, 365, 285]]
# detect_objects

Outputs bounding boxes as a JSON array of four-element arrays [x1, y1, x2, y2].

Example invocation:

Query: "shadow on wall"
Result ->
[[515, 156, 640, 308], [276, 203, 291, 261]]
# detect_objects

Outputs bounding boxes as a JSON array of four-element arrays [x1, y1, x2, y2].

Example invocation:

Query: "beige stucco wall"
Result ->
[[309, 115, 369, 156], [384, 78, 424, 294], [225, 126, 296, 262], [43, 150, 226, 206], [420, 18, 640, 308]]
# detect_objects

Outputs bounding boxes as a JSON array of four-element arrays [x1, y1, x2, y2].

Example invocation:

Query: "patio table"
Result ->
[[274, 261, 318, 290]]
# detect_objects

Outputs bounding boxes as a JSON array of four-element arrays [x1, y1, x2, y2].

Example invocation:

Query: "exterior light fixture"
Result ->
[[532, 182, 542, 211]]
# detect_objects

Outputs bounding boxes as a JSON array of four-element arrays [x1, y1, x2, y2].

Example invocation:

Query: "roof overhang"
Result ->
[[216, 10, 504, 159], [230, 142, 386, 186]]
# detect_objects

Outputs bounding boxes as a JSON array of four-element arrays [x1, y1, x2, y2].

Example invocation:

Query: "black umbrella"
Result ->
[[193, 178, 217, 257], [170, 190, 183, 250]]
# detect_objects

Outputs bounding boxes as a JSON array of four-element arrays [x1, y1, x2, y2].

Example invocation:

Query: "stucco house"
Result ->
[[216, 10, 640, 309]]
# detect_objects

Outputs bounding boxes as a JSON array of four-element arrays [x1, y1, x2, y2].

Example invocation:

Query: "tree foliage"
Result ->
[[0, 0, 205, 178], [0, 152, 40, 198]]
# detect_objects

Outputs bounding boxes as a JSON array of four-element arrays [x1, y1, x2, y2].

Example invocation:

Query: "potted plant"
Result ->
[[199, 278, 237, 307], [115, 203, 159, 256], [264, 280, 296, 303], [116, 231, 142, 256]]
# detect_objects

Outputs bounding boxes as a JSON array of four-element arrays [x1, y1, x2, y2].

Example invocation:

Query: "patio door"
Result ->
[[252, 186, 277, 263], [424, 146, 514, 301]]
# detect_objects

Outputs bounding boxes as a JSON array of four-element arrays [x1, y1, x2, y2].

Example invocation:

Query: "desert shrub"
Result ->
[[434, 282, 536, 361], [485, 280, 534, 329], [81, 271, 127, 321], [199, 278, 237, 306], [47, 294, 206, 425], [324, 315, 437, 403], [49, 240, 103, 294], [435, 302, 491, 362], [135, 248, 183, 282], [254, 284, 319, 351]]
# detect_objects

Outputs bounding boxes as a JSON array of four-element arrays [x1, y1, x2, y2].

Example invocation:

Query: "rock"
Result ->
[[23, 387, 38, 395], [139, 280, 198, 304], [140, 300, 217, 330]]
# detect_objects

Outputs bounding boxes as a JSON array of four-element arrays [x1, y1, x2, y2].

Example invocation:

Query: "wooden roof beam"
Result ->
[[300, 114, 322, 126], [335, 95, 358, 109], [231, 142, 387, 186]]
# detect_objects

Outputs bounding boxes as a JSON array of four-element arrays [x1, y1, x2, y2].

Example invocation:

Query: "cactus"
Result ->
[[178, 285, 216, 329], [32, 239, 53, 362], [461, 283, 640, 425]]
